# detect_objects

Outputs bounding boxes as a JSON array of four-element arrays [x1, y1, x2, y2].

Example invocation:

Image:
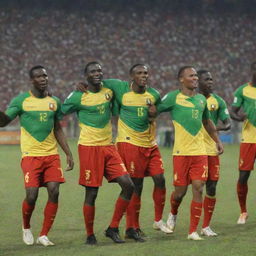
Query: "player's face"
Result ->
[[31, 68, 48, 92], [180, 68, 198, 90], [131, 65, 148, 87], [86, 64, 103, 86], [199, 72, 213, 94]]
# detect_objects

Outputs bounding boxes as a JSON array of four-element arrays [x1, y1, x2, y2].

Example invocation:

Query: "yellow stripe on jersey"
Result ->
[[176, 93, 195, 107], [81, 88, 113, 106], [241, 120, 256, 143], [20, 127, 58, 157], [23, 94, 58, 111], [243, 85, 256, 100], [207, 96, 219, 111], [116, 119, 157, 147], [202, 127, 218, 156], [172, 120, 207, 156], [122, 91, 156, 106], [78, 122, 112, 146]]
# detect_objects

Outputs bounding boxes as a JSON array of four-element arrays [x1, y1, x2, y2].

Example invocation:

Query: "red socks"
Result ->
[[170, 192, 181, 215], [22, 200, 35, 229], [83, 204, 95, 236], [189, 200, 202, 234], [153, 187, 166, 222], [202, 196, 216, 228], [237, 183, 248, 213], [40, 201, 58, 236], [126, 193, 141, 229], [110, 197, 129, 228]]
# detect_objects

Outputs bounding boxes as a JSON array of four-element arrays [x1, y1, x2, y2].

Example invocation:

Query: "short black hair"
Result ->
[[29, 65, 45, 78], [177, 65, 194, 79], [129, 63, 147, 75], [84, 61, 101, 74], [251, 61, 256, 70], [197, 69, 209, 78]]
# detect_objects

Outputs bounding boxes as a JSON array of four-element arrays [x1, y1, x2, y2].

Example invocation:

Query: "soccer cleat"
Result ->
[[105, 227, 125, 243], [187, 232, 204, 241], [125, 228, 145, 242], [86, 234, 97, 245], [237, 212, 248, 224], [153, 220, 173, 234], [135, 228, 146, 237], [166, 213, 177, 232], [22, 228, 34, 245], [36, 235, 55, 246], [201, 227, 218, 237]]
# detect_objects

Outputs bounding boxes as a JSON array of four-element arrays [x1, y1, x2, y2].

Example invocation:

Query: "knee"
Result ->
[[174, 191, 186, 201], [153, 175, 165, 188], [238, 172, 250, 184], [206, 185, 216, 197], [26, 193, 38, 205], [48, 186, 59, 201]]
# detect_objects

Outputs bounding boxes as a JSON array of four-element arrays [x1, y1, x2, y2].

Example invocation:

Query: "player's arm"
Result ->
[[54, 120, 74, 172], [230, 87, 246, 122], [61, 91, 81, 115], [0, 111, 11, 127]]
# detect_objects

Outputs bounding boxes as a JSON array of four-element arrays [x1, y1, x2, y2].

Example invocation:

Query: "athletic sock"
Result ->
[[83, 204, 95, 236], [202, 195, 216, 228], [133, 194, 141, 229], [237, 182, 248, 213], [40, 201, 58, 236], [110, 196, 129, 228], [153, 187, 166, 222], [189, 200, 203, 234], [22, 200, 35, 229], [170, 192, 181, 215]]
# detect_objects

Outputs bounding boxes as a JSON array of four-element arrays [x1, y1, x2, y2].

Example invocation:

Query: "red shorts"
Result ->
[[117, 142, 164, 178], [78, 144, 128, 187], [21, 155, 65, 188], [173, 155, 208, 186], [207, 156, 220, 181], [239, 143, 256, 171]]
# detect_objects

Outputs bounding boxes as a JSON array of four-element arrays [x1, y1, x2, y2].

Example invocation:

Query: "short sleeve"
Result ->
[[157, 92, 176, 113], [218, 97, 230, 121], [232, 87, 243, 108], [5, 96, 22, 120], [61, 91, 82, 115]]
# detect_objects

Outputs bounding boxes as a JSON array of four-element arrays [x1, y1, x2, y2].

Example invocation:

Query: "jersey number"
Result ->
[[192, 109, 199, 119], [39, 113, 48, 122], [137, 107, 144, 117], [97, 105, 105, 115]]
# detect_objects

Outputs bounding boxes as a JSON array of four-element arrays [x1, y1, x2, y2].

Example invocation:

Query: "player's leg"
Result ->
[[151, 174, 172, 233], [202, 155, 219, 236], [106, 174, 134, 243], [236, 143, 255, 224], [37, 181, 60, 246], [202, 180, 218, 236], [125, 177, 145, 242], [84, 186, 99, 245]]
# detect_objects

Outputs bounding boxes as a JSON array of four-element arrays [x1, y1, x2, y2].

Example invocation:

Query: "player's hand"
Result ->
[[216, 142, 224, 155], [65, 154, 74, 171], [75, 82, 88, 92]]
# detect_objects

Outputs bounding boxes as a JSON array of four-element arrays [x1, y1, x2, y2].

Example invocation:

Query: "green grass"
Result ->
[[0, 142, 256, 256]]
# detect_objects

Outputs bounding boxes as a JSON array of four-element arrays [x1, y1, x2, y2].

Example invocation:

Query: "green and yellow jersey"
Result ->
[[232, 82, 256, 143], [5, 91, 62, 157], [203, 93, 230, 156], [157, 90, 210, 156], [61, 87, 113, 146], [103, 79, 160, 148]]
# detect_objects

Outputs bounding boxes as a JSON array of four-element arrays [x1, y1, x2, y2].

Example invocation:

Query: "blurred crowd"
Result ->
[[0, 7, 255, 113]]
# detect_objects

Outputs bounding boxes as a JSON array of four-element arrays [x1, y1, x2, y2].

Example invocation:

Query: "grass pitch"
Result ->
[[0, 142, 256, 256]]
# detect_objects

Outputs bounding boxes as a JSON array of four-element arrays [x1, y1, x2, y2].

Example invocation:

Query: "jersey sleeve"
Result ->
[[53, 96, 63, 121], [218, 97, 230, 121], [232, 86, 243, 108], [61, 91, 82, 115], [5, 95, 23, 120], [157, 92, 176, 113], [112, 99, 120, 116], [202, 104, 210, 120]]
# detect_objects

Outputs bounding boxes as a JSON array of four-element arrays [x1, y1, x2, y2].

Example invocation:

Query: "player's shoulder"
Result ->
[[10, 91, 30, 104], [50, 95, 61, 104], [211, 93, 225, 102], [147, 87, 160, 97], [234, 82, 249, 93], [103, 79, 129, 87]]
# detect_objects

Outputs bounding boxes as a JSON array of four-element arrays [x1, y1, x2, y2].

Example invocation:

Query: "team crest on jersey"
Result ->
[[49, 103, 55, 110], [210, 104, 216, 111], [105, 93, 111, 101], [146, 98, 152, 105]]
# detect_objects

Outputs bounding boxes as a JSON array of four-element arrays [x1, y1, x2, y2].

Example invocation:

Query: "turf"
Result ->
[[0, 142, 255, 256]]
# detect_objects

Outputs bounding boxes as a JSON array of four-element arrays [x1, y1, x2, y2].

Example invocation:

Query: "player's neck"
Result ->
[[88, 83, 102, 93], [130, 82, 146, 94], [31, 88, 47, 98], [181, 87, 196, 97]]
